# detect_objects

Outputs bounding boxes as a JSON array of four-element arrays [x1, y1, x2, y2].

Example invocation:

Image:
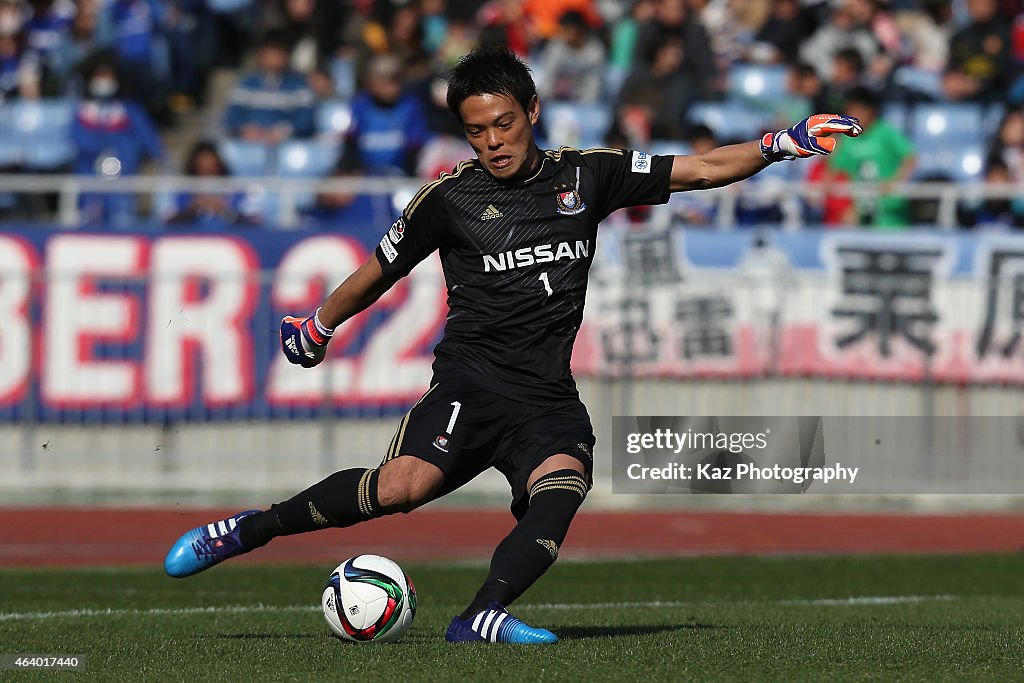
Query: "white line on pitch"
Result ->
[[0, 595, 958, 622], [0, 604, 317, 622], [517, 595, 957, 611], [778, 595, 958, 607]]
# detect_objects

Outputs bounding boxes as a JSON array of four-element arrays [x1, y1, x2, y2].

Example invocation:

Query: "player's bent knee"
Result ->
[[376, 455, 444, 513]]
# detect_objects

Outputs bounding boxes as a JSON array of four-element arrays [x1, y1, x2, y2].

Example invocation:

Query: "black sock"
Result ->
[[238, 468, 381, 549], [460, 469, 588, 619]]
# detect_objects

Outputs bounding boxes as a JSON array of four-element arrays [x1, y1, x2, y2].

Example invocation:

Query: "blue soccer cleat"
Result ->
[[445, 602, 558, 644], [164, 510, 261, 578]]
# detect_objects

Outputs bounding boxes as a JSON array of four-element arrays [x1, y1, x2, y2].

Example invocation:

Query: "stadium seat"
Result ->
[[275, 141, 341, 178], [22, 140, 76, 170], [892, 67, 944, 101], [11, 99, 74, 136], [218, 139, 272, 176], [273, 141, 342, 213], [9, 99, 75, 170], [982, 102, 1007, 134], [648, 140, 691, 157], [206, 0, 252, 10], [728, 64, 789, 105], [687, 101, 773, 142], [542, 102, 611, 148], [315, 99, 353, 138], [914, 143, 986, 183], [909, 103, 985, 147], [328, 57, 357, 100], [881, 103, 910, 135]]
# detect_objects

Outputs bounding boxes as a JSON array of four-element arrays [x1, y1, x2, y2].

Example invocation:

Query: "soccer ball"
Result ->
[[322, 555, 416, 643]]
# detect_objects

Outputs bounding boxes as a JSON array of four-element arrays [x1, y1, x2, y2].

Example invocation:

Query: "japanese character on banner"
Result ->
[[675, 295, 734, 359], [600, 295, 661, 366], [622, 230, 681, 286], [976, 247, 1024, 359], [829, 245, 944, 357]]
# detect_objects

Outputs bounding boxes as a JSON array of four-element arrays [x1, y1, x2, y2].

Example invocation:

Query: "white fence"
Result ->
[[0, 173, 1020, 229]]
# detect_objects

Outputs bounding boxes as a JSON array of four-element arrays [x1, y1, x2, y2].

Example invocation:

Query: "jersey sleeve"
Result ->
[[374, 182, 449, 280], [582, 148, 673, 219]]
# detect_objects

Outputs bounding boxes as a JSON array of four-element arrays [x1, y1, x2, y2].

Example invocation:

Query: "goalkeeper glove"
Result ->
[[280, 308, 333, 368], [760, 114, 863, 162]]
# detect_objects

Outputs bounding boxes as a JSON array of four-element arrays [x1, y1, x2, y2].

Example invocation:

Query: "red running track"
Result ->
[[1, 508, 1022, 567]]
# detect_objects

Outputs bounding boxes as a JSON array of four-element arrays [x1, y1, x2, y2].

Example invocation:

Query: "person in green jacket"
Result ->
[[827, 86, 916, 230]]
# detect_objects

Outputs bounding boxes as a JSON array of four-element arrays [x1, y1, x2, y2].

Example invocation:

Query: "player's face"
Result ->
[[459, 93, 541, 181]]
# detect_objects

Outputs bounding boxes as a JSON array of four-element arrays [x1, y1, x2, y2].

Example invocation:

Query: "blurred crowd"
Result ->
[[1, 0, 1024, 230]]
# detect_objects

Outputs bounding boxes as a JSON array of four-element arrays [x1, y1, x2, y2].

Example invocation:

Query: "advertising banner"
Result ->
[[2, 225, 1023, 420]]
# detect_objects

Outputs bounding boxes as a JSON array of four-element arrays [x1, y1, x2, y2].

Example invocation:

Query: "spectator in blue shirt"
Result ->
[[163, 0, 215, 110], [166, 140, 256, 228], [72, 59, 165, 226], [50, 4, 100, 94], [225, 30, 315, 142], [23, 0, 73, 60], [96, 0, 172, 117], [347, 54, 430, 176], [303, 150, 396, 233]]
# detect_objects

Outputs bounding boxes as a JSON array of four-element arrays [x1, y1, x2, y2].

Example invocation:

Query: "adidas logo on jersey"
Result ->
[[480, 204, 504, 220]]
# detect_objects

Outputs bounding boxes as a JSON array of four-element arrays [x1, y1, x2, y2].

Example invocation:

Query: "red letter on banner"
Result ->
[[146, 237, 257, 407], [266, 235, 366, 404], [43, 235, 145, 407], [0, 236, 38, 405]]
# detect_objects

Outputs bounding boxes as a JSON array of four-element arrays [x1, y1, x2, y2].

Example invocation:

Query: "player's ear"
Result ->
[[527, 95, 540, 126]]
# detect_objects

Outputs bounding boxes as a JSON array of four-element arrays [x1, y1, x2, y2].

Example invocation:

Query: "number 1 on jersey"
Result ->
[[539, 272, 553, 297]]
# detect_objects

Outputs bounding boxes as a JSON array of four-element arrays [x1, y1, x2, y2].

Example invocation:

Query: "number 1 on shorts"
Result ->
[[446, 401, 462, 434]]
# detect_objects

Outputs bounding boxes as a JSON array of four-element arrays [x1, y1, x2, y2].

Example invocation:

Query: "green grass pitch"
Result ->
[[2, 554, 1023, 681]]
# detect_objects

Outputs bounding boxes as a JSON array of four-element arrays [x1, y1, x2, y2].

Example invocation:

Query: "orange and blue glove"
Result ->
[[280, 308, 333, 368], [760, 114, 863, 162]]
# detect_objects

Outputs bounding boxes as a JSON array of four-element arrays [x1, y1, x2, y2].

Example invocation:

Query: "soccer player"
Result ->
[[165, 48, 861, 643]]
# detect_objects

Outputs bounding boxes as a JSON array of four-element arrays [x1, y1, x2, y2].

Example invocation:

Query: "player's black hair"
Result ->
[[687, 124, 716, 144], [844, 85, 881, 112], [259, 29, 291, 52], [559, 10, 588, 29], [790, 61, 818, 80], [446, 47, 537, 123], [985, 153, 1010, 176], [834, 47, 865, 74], [183, 140, 228, 176]]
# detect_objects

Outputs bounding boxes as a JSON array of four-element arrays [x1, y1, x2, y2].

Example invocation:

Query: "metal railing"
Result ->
[[0, 173, 1020, 229]]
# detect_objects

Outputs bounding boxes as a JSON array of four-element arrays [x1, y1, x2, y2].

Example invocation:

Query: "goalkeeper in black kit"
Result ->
[[165, 48, 861, 643]]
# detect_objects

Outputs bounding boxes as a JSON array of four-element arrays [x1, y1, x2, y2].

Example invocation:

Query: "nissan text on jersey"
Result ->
[[482, 240, 590, 272]]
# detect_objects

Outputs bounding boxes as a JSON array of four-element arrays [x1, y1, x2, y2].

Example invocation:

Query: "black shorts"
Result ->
[[381, 380, 595, 519]]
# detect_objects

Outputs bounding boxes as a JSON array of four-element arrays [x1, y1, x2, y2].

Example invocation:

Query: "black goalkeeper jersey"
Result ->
[[374, 146, 673, 403]]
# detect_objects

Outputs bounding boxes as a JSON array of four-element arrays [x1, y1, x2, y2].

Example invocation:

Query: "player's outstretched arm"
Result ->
[[280, 256, 393, 368], [669, 114, 863, 192]]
